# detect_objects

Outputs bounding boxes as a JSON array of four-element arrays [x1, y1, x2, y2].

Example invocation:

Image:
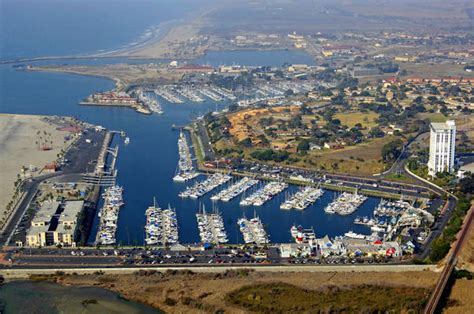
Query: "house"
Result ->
[[43, 163, 57, 173], [309, 143, 322, 150], [324, 142, 344, 150], [457, 162, 474, 179], [272, 142, 290, 151]]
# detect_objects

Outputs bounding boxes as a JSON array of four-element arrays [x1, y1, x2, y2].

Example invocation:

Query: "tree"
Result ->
[[458, 173, 474, 194], [297, 139, 310, 152], [250, 149, 289, 162], [369, 127, 385, 138], [238, 138, 252, 148], [381, 139, 404, 162]]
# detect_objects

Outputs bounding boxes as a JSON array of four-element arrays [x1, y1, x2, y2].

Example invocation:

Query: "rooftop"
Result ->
[[431, 120, 456, 131], [31, 201, 60, 224], [60, 200, 83, 223]]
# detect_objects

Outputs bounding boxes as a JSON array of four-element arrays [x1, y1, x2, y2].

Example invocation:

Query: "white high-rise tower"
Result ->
[[428, 120, 456, 176]]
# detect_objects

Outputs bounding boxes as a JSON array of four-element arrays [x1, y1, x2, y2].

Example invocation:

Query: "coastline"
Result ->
[[0, 5, 215, 65]]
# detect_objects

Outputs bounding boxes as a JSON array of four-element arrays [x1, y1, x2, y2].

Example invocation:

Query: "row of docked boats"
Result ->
[[175, 87, 205, 102], [280, 186, 324, 210], [196, 207, 228, 244], [199, 87, 223, 101], [240, 181, 288, 206], [324, 191, 367, 215], [145, 199, 179, 246], [238, 215, 269, 244], [95, 185, 124, 245], [135, 89, 163, 114], [154, 87, 184, 104], [179, 173, 232, 199], [373, 199, 413, 217], [154, 85, 236, 104], [173, 131, 198, 182], [207, 85, 236, 100], [210, 177, 259, 202]]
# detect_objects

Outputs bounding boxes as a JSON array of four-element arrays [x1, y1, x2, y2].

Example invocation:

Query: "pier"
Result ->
[[82, 131, 119, 187]]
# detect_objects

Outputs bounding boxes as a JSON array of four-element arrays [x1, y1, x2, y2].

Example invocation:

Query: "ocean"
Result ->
[[0, 0, 200, 60]]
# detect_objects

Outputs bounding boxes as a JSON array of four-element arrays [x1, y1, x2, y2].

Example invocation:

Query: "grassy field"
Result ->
[[52, 269, 439, 313], [417, 112, 447, 123], [333, 111, 379, 129], [226, 282, 430, 313], [400, 63, 474, 78], [299, 136, 397, 175]]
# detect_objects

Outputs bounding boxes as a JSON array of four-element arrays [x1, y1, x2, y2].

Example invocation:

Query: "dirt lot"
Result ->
[[49, 269, 439, 313]]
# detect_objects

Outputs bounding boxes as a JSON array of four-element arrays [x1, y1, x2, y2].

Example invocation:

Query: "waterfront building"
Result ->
[[428, 120, 456, 176], [351, 67, 380, 77], [26, 200, 83, 247]]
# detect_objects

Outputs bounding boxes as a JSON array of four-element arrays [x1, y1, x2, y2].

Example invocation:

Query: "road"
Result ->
[[379, 131, 428, 177], [424, 204, 473, 314], [0, 264, 436, 280], [194, 119, 215, 160]]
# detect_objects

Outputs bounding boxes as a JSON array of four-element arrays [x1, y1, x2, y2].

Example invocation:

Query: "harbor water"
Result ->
[[1, 1, 381, 245]]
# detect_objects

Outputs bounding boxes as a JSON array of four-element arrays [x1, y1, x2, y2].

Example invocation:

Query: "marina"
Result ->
[[95, 185, 124, 245], [144, 200, 179, 246], [210, 177, 259, 202], [2, 50, 395, 245], [179, 173, 232, 198], [240, 181, 288, 206], [196, 207, 228, 244], [154, 84, 238, 103], [237, 214, 269, 244], [324, 191, 368, 215], [173, 131, 198, 182], [280, 186, 324, 210]]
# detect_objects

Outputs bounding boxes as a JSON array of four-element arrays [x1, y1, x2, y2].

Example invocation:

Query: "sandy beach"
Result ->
[[0, 114, 75, 226]]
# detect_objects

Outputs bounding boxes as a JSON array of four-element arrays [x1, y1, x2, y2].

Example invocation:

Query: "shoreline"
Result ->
[[0, 4, 216, 65]]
